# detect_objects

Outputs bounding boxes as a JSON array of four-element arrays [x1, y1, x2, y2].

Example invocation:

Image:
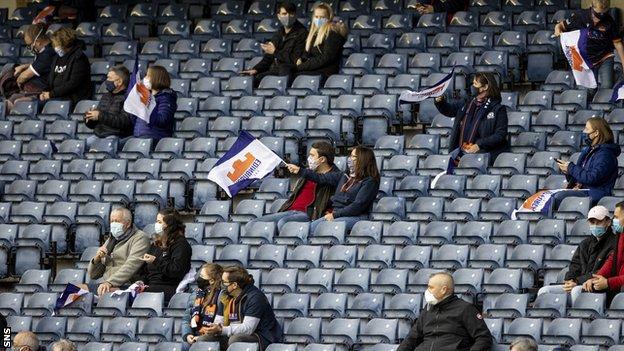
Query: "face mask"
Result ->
[[54, 47, 65, 57], [110, 222, 125, 239], [592, 7, 607, 20], [154, 222, 164, 234], [424, 289, 440, 306], [347, 157, 355, 177], [143, 77, 152, 90], [104, 80, 116, 93], [590, 225, 607, 237], [613, 218, 623, 234], [582, 132, 593, 146], [197, 277, 210, 290], [279, 15, 296, 28], [313, 18, 328, 27], [470, 85, 479, 96], [308, 156, 320, 171]]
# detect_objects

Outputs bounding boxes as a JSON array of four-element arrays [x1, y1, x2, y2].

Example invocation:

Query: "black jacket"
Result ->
[[435, 96, 509, 165], [279, 164, 341, 220], [565, 228, 616, 284], [48, 45, 93, 105], [254, 21, 308, 73], [86, 88, 134, 138], [141, 234, 192, 301], [297, 28, 346, 78], [397, 295, 493, 351]]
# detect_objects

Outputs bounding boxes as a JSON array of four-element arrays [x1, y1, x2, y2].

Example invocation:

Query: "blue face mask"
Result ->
[[104, 80, 116, 93], [590, 225, 607, 238], [313, 18, 328, 27], [614, 218, 623, 234], [581, 132, 592, 146]]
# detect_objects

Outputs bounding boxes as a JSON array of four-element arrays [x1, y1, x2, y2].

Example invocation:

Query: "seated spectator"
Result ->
[[554, 0, 624, 89], [86, 207, 150, 296], [295, 3, 347, 83], [554, 117, 620, 207], [434, 72, 509, 165], [538, 205, 615, 305], [197, 266, 283, 351], [49, 339, 77, 351], [510, 338, 538, 351], [39, 27, 92, 105], [397, 272, 493, 351], [183, 263, 224, 347], [583, 201, 624, 297], [133, 65, 177, 144], [13, 331, 42, 351], [413, 0, 469, 23], [246, 141, 340, 232], [287, 146, 380, 233], [4, 23, 55, 110], [85, 65, 134, 143], [240, 2, 307, 86], [137, 208, 192, 302]]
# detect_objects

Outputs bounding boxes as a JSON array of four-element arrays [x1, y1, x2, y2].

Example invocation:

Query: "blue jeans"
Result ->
[[310, 215, 368, 233], [550, 189, 591, 214], [245, 210, 310, 233], [593, 57, 615, 89]]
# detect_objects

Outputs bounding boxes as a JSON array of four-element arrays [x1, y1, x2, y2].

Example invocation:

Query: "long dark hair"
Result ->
[[155, 208, 185, 249], [474, 72, 501, 100], [201, 263, 223, 305], [352, 146, 380, 182]]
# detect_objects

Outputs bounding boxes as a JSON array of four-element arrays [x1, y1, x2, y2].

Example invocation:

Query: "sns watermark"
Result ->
[[2, 327, 10, 348]]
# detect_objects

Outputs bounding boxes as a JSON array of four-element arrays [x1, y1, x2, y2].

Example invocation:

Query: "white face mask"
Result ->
[[308, 155, 320, 171], [143, 77, 152, 90], [424, 289, 440, 306], [110, 222, 125, 239], [154, 222, 164, 234]]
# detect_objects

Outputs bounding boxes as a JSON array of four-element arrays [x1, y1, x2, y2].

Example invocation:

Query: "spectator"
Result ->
[[555, 117, 620, 207], [133, 65, 177, 144], [434, 72, 509, 165], [246, 141, 341, 231], [198, 266, 283, 350], [137, 208, 192, 302], [583, 201, 624, 296], [13, 331, 41, 351], [413, 0, 469, 23], [39, 27, 92, 105], [240, 1, 307, 86], [85, 65, 134, 142], [287, 146, 380, 233], [510, 338, 538, 351], [183, 263, 224, 347], [554, 0, 624, 89], [5, 23, 55, 110], [295, 3, 347, 83], [86, 207, 150, 296], [397, 272, 493, 351], [49, 339, 77, 351], [537, 205, 615, 305]]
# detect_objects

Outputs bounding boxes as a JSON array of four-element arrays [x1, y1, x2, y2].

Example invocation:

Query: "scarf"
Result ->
[[190, 288, 219, 329], [220, 291, 246, 326]]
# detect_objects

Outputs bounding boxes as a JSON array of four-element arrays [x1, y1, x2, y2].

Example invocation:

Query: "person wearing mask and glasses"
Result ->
[[182, 263, 224, 348]]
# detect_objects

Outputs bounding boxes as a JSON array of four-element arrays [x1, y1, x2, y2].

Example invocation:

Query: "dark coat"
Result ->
[[397, 295, 493, 351], [279, 165, 341, 220], [48, 45, 93, 105], [133, 88, 177, 142], [140, 234, 192, 301], [567, 142, 621, 203], [86, 88, 134, 138], [435, 96, 509, 165], [565, 228, 616, 284], [297, 28, 346, 78], [300, 168, 379, 218], [254, 21, 308, 73]]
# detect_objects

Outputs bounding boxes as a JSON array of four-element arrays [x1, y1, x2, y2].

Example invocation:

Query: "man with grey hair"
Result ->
[[87, 207, 149, 296], [85, 64, 134, 142], [397, 272, 492, 351], [49, 339, 77, 351], [12, 331, 41, 351], [510, 337, 538, 351]]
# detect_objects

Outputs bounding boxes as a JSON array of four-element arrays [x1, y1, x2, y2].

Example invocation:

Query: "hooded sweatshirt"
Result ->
[[133, 88, 177, 143], [567, 142, 621, 203]]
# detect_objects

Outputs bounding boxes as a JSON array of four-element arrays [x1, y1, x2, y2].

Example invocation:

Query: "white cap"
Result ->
[[588, 205, 610, 220]]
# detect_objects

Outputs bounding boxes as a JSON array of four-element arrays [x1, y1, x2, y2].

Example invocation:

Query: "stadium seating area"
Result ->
[[1, 0, 624, 350]]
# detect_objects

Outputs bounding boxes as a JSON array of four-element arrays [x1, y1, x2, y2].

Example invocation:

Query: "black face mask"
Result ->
[[592, 7, 608, 20], [197, 277, 210, 290]]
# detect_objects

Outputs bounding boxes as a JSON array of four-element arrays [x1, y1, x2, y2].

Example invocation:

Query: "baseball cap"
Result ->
[[588, 205, 610, 220]]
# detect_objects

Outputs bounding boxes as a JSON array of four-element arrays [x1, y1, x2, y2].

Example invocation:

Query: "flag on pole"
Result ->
[[55, 283, 89, 310], [560, 29, 597, 89], [511, 189, 569, 220], [123, 57, 155, 123], [611, 80, 624, 102], [399, 68, 454, 104], [208, 131, 284, 197]]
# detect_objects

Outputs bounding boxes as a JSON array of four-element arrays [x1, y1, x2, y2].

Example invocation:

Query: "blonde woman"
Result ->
[[295, 3, 347, 82]]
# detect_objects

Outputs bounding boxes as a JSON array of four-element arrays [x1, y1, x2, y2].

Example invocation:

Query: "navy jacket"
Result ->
[[435, 96, 509, 165], [300, 168, 379, 218], [567, 142, 621, 203], [133, 88, 177, 142]]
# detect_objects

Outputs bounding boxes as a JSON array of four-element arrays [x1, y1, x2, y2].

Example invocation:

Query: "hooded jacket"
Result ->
[[397, 295, 493, 351], [48, 45, 93, 105], [279, 164, 341, 220], [133, 88, 177, 142], [566, 142, 621, 203], [565, 227, 616, 284]]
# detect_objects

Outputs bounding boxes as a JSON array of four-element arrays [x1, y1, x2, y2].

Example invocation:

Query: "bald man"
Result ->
[[397, 272, 492, 351], [13, 331, 41, 351]]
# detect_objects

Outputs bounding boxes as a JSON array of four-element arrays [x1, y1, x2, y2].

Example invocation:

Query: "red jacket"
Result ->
[[597, 232, 624, 291]]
